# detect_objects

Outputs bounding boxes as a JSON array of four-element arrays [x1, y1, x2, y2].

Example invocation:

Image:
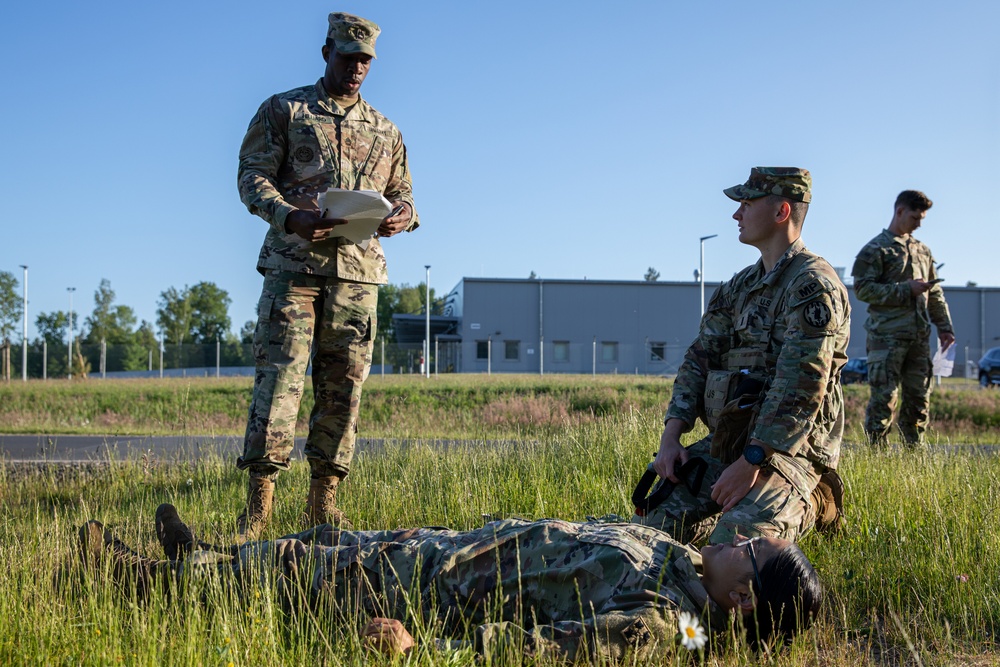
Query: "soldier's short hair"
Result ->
[[746, 543, 822, 648], [894, 190, 933, 212], [766, 195, 809, 227]]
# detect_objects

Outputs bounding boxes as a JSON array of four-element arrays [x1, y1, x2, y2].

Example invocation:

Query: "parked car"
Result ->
[[842, 357, 868, 384], [979, 347, 1000, 388]]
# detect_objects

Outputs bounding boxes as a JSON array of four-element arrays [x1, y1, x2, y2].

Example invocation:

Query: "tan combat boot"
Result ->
[[236, 475, 275, 542], [304, 476, 352, 529], [811, 471, 845, 535]]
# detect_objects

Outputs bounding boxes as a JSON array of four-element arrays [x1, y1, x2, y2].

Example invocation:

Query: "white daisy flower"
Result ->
[[678, 611, 707, 651]]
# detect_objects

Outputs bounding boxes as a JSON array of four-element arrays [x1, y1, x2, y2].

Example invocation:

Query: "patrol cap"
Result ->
[[327, 12, 380, 58], [723, 167, 812, 203]]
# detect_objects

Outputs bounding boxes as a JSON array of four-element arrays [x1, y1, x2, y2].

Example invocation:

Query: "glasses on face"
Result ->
[[734, 536, 763, 594]]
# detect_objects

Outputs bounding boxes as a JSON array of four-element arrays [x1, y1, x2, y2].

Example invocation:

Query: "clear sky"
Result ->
[[2, 0, 997, 340]]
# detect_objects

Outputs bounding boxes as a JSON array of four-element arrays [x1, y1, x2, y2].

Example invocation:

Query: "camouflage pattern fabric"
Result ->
[[238, 79, 418, 285], [852, 229, 953, 446], [636, 239, 849, 543], [327, 13, 380, 58], [183, 519, 728, 662], [723, 166, 812, 203], [632, 439, 816, 545], [238, 272, 376, 478], [863, 335, 932, 446]]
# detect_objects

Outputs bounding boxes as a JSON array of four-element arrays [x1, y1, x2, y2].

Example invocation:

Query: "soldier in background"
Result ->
[[78, 504, 823, 661], [633, 168, 849, 545], [851, 190, 954, 448], [235, 12, 418, 538]]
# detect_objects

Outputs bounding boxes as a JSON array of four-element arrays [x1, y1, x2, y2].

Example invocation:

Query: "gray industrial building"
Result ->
[[396, 278, 1000, 377]]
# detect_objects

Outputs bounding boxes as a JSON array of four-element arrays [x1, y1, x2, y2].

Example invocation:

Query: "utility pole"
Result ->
[[19, 265, 27, 381], [699, 234, 718, 316], [67, 287, 76, 379], [424, 265, 431, 379]]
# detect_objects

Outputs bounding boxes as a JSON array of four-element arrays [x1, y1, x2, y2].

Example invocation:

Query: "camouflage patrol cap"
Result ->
[[327, 12, 380, 58], [723, 167, 812, 203]]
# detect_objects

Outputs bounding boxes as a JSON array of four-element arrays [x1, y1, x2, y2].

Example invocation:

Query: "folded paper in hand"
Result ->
[[317, 189, 392, 250], [932, 342, 956, 377]]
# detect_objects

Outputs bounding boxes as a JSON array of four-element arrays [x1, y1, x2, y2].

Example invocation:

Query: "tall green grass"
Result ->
[[2, 407, 999, 664], [1, 375, 997, 445]]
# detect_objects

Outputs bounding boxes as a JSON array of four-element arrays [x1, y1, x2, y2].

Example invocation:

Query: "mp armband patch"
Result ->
[[620, 617, 653, 649]]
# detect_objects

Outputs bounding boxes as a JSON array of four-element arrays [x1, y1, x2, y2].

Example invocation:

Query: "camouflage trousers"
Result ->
[[630, 437, 817, 545], [864, 334, 932, 447], [238, 271, 377, 479]]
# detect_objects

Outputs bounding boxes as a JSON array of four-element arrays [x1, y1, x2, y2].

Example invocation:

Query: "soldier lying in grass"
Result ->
[[77, 504, 821, 661]]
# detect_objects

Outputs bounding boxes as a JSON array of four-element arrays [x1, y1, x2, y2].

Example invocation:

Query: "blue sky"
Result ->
[[2, 1, 997, 339]]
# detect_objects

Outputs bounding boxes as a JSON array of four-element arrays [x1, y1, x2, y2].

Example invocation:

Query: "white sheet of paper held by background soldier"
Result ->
[[317, 188, 392, 250]]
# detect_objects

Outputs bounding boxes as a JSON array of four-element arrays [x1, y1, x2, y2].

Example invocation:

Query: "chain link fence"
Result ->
[[1, 339, 996, 381]]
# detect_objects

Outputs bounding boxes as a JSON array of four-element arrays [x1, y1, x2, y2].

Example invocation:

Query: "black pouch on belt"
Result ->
[[632, 457, 709, 517]]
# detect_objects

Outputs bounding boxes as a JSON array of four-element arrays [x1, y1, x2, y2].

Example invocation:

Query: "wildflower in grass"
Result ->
[[956, 574, 969, 583], [186, 478, 194, 487], [678, 611, 706, 651], [95, 628, 101, 637]]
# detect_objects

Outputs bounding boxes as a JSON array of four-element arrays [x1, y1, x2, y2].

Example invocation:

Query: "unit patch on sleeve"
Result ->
[[803, 300, 832, 329]]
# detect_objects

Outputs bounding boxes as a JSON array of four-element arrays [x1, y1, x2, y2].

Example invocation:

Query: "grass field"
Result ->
[[1, 375, 999, 665]]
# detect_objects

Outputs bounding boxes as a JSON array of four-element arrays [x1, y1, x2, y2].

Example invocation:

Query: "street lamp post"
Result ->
[[424, 265, 431, 379], [67, 287, 76, 379], [19, 265, 27, 381], [699, 235, 718, 316]]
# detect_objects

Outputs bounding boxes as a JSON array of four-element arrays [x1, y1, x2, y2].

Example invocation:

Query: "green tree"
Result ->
[[396, 282, 444, 316], [29, 311, 71, 378], [0, 271, 20, 345], [376, 283, 402, 343], [83, 279, 137, 344], [644, 267, 660, 282], [120, 321, 159, 372], [157, 282, 233, 368], [188, 281, 232, 343], [240, 319, 255, 344], [156, 286, 193, 347]]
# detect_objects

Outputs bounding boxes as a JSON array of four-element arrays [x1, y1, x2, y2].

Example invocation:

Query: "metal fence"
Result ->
[[1, 339, 996, 381]]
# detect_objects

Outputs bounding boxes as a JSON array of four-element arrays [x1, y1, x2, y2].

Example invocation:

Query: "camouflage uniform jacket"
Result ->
[[665, 239, 850, 486], [237, 79, 418, 284], [238, 518, 728, 662], [851, 229, 952, 339]]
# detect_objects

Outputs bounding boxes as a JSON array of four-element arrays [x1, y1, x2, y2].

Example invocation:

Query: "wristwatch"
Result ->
[[743, 443, 770, 467]]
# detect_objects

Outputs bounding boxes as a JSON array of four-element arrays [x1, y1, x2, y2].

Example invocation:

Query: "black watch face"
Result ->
[[744, 445, 766, 466]]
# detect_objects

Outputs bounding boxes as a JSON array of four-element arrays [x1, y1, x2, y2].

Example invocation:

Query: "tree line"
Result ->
[[0, 271, 443, 377]]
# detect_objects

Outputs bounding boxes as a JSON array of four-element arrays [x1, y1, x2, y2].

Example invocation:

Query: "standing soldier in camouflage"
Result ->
[[633, 168, 850, 545], [236, 12, 418, 538], [851, 191, 954, 447], [80, 505, 823, 661]]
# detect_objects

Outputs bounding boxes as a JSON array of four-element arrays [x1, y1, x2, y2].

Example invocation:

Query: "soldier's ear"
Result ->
[[322, 44, 331, 62], [774, 200, 792, 225]]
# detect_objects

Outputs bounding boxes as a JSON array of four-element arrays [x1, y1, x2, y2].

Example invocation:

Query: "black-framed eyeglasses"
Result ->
[[736, 537, 763, 594]]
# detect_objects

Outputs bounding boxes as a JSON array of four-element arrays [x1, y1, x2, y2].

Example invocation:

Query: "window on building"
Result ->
[[505, 340, 520, 361], [553, 341, 570, 362], [476, 340, 489, 360], [601, 341, 618, 363], [649, 342, 666, 362]]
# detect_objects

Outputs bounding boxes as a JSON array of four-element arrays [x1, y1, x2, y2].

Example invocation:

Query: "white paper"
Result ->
[[317, 189, 393, 250], [932, 342, 956, 377]]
